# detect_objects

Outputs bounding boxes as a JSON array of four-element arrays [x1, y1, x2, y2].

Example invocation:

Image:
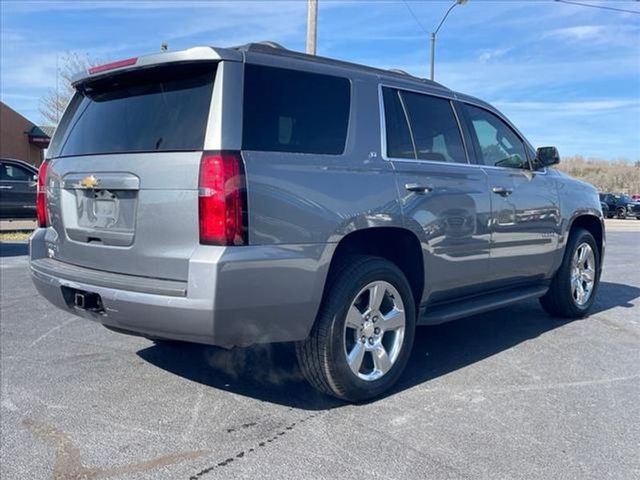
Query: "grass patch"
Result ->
[[0, 232, 32, 241]]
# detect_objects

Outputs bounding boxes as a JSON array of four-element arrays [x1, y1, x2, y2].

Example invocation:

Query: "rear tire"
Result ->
[[539, 228, 600, 318], [616, 208, 626, 219], [296, 255, 416, 402]]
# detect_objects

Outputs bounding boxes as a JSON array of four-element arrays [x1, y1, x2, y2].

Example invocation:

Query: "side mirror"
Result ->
[[535, 146, 560, 168]]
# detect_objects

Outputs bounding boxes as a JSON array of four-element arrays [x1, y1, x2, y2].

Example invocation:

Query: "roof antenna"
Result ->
[[161, 42, 168, 52]]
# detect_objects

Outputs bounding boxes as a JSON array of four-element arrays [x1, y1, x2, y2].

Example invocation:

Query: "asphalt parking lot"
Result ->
[[1, 222, 639, 479]]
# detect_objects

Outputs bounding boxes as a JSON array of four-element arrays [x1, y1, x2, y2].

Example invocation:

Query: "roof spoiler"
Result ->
[[71, 46, 242, 87]]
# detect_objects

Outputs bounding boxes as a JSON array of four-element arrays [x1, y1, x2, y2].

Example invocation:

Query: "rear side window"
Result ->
[[242, 64, 350, 155], [55, 63, 217, 157], [382, 87, 466, 163], [382, 88, 415, 159], [400, 91, 466, 163]]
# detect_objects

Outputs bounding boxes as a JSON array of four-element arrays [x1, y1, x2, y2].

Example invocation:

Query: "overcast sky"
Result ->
[[1, 0, 639, 160]]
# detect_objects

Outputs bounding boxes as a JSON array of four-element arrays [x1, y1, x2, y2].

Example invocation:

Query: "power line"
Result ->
[[555, 0, 640, 15], [402, 0, 429, 34]]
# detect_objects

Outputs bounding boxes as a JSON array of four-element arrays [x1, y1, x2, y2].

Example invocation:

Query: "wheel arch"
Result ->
[[322, 227, 424, 311], [568, 214, 604, 264]]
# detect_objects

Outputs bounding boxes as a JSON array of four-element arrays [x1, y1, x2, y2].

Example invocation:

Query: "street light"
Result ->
[[430, 0, 468, 81]]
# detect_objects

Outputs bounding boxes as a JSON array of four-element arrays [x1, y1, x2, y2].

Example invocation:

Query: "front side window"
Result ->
[[242, 65, 350, 155], [464, 104, 528, 168], [0, 164, 33, 181]]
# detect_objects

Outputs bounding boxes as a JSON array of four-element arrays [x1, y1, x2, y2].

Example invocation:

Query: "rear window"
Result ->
[[53, 63, 216, 158], [242, 64, 350, 155]]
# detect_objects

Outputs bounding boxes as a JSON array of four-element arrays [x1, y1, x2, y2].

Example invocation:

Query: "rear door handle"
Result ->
[[492, 186, 513, 197], [0, 186, 14, 190], [405, 183, 432, 194]]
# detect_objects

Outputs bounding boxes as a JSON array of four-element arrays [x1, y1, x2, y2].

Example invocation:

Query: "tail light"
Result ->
[[198, 151, 247, 245], [36, 161, 49, 228]]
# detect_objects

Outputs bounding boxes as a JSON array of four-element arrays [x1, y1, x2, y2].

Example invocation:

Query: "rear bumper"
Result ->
[[30, 228, 331, 347]]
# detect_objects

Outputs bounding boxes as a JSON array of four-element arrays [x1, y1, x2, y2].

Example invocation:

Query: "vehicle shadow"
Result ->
[[592, 281, 640, 313], [0, 242, 29, 257], [137, 281, 639, 411]]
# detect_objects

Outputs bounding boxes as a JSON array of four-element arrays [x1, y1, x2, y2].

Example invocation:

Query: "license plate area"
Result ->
[[64, 189, 137, 246], [59, 172, 140, 246], [77, 189, 131, 230]]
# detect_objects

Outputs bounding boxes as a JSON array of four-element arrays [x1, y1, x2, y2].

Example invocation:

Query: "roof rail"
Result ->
[[233, 41, 287, 53], [230, 42, 449, 91], [388, 68, 411, 76]]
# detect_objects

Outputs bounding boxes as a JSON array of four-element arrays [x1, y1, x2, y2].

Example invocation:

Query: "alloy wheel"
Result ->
[[343, 281, 406, 381], [571, 242, 596, 306]]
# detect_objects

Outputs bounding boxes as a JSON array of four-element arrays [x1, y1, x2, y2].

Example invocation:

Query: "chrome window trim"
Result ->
[[377, 83, 548, 175], [378, 83, 470, 166], [378, 84, 390, 161], [373, 79, 536, 157]]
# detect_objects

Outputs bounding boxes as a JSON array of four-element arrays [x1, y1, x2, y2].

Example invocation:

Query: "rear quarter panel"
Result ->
[[223, 59, 405, 343], [240, 55, 404, 246]]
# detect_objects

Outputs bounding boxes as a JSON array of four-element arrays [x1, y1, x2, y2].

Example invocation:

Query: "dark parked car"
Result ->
[[0, 158, 38, 219], [599, 192, 640, 219]]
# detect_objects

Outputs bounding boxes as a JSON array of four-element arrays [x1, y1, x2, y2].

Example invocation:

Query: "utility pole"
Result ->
[[306, 0, 318, 55], [429, 32, 436, 82], [430, 0, 468, 81]]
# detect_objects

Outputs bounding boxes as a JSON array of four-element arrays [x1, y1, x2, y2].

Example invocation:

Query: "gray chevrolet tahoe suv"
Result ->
[[30, 42, 604, 401]]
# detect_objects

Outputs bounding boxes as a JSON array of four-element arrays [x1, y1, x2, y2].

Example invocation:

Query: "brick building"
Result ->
[[0, 101, 50, 167]]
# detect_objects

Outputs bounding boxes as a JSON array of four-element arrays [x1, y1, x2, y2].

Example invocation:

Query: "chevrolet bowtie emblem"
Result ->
[[80, 175, 99, 189]]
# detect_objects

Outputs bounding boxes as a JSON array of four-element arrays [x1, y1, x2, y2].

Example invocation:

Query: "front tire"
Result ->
[[296, 256, 416, 402], [539, 228, 600, 318], [616, 208, 626, 219]]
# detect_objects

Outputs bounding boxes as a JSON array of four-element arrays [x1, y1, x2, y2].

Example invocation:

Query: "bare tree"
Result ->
[[39, 52, 102, 126], [557, 156, 640, 194]]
